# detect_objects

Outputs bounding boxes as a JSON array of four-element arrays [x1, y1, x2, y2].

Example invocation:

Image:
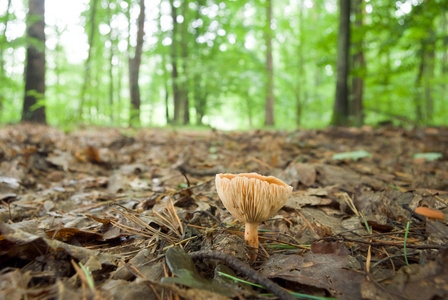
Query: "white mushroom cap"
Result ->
[[215, 173, 293, 223]]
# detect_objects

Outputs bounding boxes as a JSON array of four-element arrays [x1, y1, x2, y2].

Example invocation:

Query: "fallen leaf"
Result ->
[[260, 253, 364, 300], [162, 247, 235, 297], [332, 150, 372, 161]]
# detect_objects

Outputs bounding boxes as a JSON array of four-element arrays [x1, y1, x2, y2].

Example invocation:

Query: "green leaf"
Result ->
[[162, 247, 233, 297], [332, 150, 371, 161], [413, 153, 442, 161]]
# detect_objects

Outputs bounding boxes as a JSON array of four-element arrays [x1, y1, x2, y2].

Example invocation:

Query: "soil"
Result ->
[[1, 124, 447, 300]]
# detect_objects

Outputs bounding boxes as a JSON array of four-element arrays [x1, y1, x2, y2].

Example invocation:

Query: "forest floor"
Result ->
[[0, 124, 448, 300]]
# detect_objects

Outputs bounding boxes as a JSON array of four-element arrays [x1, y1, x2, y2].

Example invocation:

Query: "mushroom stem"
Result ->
[[245, 222, 260, 262]]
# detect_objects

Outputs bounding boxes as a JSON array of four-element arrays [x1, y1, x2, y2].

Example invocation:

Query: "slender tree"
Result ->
[[424, 27, 435, 123], [107, 2, 115, 123], [311, 0, 323, 115], [414, 42, 425, 124], [331, 0, 350, 126], [79, 0, 98, 119], [129, 0, 145, 126], [0, 0, 12, 119], [192, 0, 209, 125], [180, 0, 189, 124], [22, 0, 46, 124], [351, 0, 365, 126], [295, 0, 306, 126], [264, 0, 275, 126], [170, 0, 181, 124], [442, 12, 447, 103], [156, 1, 170, 124]]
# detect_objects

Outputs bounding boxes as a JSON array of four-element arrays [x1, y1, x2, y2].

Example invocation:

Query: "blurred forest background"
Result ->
[[0, 0, 447, 130]]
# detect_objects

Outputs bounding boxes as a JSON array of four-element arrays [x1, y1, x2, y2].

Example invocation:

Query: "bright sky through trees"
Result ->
[[1, 0, 446, 129]]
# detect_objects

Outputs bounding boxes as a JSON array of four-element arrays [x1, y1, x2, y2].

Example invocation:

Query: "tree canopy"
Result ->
[[1, 0, 447, 129]]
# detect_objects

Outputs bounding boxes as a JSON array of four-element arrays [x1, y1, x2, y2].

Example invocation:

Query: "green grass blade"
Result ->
[[217, 271, 264, 288], [404, 221, 410, 266], [218, 272, 338, 300]]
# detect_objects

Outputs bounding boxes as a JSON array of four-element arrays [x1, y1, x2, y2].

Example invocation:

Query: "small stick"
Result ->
[[326, 236, 443, 249], [189, 250, 295, 300], [178, 167, 191, 187], [296, 209, 318, 236]]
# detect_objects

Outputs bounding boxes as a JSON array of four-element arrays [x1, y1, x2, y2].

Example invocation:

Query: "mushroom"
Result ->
[[215, 173, 293, 262]]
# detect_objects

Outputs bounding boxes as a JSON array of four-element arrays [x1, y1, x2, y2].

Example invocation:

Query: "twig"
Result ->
[[248, 157, 272, 169], [326, 236, 443, 249], [178, 164, 224, 176], [189, 250, 295, 300], [296, 209, 318, 236], [372, 251, 419, 269], [178, 167, 191, 187], [0, 200, 12, 221]]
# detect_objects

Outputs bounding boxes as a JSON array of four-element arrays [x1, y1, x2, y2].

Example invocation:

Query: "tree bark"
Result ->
[[443, 12, 447, 97], [351, 0, 365, 127], [296, 0, 306, 126], [414, 43, 425, 124], [170, 0, 181, 124], [332, 0, 350, 126], [107, 3, 114, 123], [129, 0, 145, 126], [156, 0, 170, 124], [424, 28, 435, 123], [79, 0, 98, 119], [117, 53, 123, 123], [384, 49, 391, 111], [0, 0, 12, 119], [193, 0, 206, 125], [442, 11, 448, 96], [180, 0, 189, 125], [22, 0, 46, 124], [313, 0, 321, 113], [264, 0, 275, 126]]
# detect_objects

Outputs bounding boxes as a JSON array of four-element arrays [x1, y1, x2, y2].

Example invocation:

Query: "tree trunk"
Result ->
[[414, 43, 425, 124], [245, 91, 253, 128], [193, 0, 207, 126], [195, 89, 207, 125], [22, 0, 46, 124], [332, 0, 350, 126], [442, 12, 447, 98], [384, 49, 391, 111], [107, 3, 114, 123], [79, 0, 98, 119], [0, 0, 12, 119], [180, 0, 189, 125], [264, 0, 275, 126], [161, 51, 170, 124], [295, 0, 305, 126], [351, 0, 365, 127], [170, 0, 181, 124], [117, 53, 123, 124], [424, 28, 435, 124], [129, 0, 145, 126], [313, 0, 321, 112]]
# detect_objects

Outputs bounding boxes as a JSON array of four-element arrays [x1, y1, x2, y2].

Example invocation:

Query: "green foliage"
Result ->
[[0, 0, 447, 128]]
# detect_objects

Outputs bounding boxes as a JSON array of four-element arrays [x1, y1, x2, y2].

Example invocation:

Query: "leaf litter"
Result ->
[[0, 124, 447, 299]]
